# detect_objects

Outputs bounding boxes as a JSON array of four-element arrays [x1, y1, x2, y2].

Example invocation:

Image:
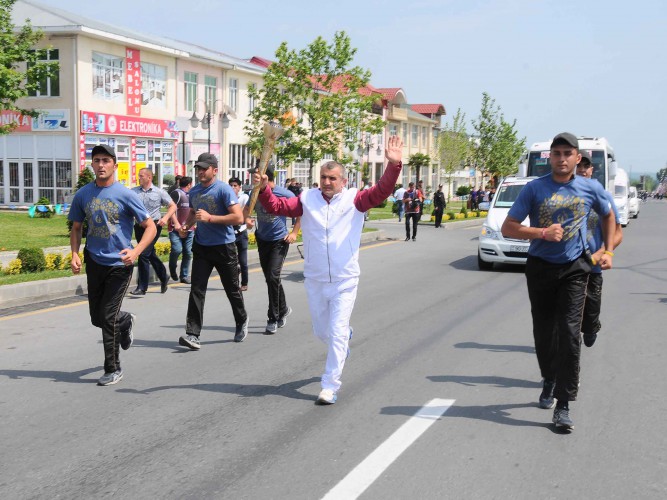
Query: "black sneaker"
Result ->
[[161, 277, 169, 294], [180, 277, 191, 284], [583, 333, 597, 347], [179, 334, 201, 350], [405, 237, 410, 241], [539, 379, 556, 409], [277, 307, 293, 328], [553, 408, 574, 430], [129, 288, 146, 296], [121, 313, 136, 350], [234, 317, 249, 342], [170, 270, 178, 281], [265, 320, 278, 335]]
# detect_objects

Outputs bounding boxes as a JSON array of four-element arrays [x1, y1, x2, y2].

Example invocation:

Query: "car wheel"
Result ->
[[478, 251, 494, 270]]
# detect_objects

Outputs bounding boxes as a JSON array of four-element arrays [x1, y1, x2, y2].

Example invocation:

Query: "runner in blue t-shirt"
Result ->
[[245, 165, 300, 334], [69, 144, 156, 386], [502, 132, 617, 431], [576, 152, 623, 348], [177, 153, 248, 350]]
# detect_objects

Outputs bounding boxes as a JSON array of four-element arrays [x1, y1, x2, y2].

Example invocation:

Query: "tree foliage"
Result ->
[[0, 0, 60, 135], [407, 152, 431, 184], [245, 31, 384, 185], [437, 108, 470, 200], [471, 92, 525, 184]]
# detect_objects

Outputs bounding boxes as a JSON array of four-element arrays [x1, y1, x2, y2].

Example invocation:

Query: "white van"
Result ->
[[478, 176, 536, 270], [613, 168, 630, 227], [628, 186, 640, 219]]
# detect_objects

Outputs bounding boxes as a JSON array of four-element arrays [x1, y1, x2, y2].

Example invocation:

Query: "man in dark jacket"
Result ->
[[433, 184, 446, 228]]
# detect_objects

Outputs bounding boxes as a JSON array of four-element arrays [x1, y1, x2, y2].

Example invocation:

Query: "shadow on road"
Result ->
[[116, 376, 321, 401], [0, 366, 102, 384], [380, 402, 551, 428], [453, 342, 535, 354], [426, 374, 541, 389]]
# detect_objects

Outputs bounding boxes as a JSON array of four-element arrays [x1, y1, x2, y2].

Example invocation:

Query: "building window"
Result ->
[[292, 160, 309, 187], [389, 124, 398, 137], [141, 62, 167, 107], [205, 76, 217, 113], [92, 52, 124, 100], [412, 125, 419, 146], [422, 127, 427, 147], [402, 123, 408, 143], [28, 49, 60, 97], [184, 72, 197, 112], [248, 83, 256, 113], [229, 78, 238, 112], [229, 144, 255, 182]]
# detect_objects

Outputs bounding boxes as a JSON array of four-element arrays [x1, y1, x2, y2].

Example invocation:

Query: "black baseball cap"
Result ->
[[194, 152, 218, 169], [579, 150, 593, 166], [248, 165, 274, 181], [551, 132, 578, 149], [91, 144, 116, 160]]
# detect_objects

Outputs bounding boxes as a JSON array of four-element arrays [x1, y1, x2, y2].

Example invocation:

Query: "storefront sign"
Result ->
[[126, 48, 142, 116], [0, 109, 71, 132], [81, 111, 178, 138]]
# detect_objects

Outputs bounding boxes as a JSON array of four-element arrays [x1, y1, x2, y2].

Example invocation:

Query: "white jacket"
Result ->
[[299, 187, 365, 283]]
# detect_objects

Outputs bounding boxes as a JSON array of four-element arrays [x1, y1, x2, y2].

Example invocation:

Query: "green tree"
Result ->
[[488, 117, 525, 181], [407, 153, 431, 184], [437, 108, 470, 201], [0, 0, 60, 135], [471, 92, 499, 183], [245, 31, 384, 185], [656, 168, 667, 184]]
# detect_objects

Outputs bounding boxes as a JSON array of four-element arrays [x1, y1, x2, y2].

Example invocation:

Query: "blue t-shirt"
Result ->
[[255, 185, 294, 242], [189, 179, 238, 246], [586, 191, 620, 273], [68, 182, 149, 266], [508, 174, 611, 264]]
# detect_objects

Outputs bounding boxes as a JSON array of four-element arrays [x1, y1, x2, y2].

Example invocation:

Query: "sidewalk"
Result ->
[[0, 230, 388, 310]]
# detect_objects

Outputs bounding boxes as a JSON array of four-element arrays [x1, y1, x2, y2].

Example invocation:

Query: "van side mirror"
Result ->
[[609, 160, 618, 178], [518, 162, 527, 177]]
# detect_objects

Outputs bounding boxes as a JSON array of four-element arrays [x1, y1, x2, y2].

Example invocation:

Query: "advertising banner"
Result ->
[[0, 109, 70, 132], [126, 48, 142, 116], [81, 111, 178, 139]]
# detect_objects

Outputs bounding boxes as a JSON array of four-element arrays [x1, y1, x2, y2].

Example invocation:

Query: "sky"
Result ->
[[27, 0, 667, 178]]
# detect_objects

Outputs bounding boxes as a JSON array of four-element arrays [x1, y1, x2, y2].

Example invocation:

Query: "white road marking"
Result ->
[[322, 398, 455, 500]]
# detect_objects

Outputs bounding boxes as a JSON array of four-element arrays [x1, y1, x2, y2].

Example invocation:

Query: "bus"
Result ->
[[518, 136, 618, 193]]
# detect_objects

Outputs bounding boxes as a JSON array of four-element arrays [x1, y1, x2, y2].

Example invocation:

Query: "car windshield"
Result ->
[[527, 149, 606, 186], [615, 185, 627, 197], [494, 183, 528, 208]]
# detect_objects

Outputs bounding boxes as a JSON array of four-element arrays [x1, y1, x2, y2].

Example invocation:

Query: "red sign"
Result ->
[[126, 48, 142, 116], [79, 134, 86, 170], [131, 138, 137, 182], [81, 111, 178, 139], [0, 110, 34, 132]]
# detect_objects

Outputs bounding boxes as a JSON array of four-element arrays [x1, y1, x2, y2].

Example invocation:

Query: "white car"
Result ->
[[478, 176, 536, 270], [628, 186, 640, 219]]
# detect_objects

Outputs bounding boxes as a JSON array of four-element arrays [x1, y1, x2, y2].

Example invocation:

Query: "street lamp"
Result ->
[[189, 99, 235, 153]]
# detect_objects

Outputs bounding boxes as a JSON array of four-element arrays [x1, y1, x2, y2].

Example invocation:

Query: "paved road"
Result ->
[[1, 202, 666, 499]]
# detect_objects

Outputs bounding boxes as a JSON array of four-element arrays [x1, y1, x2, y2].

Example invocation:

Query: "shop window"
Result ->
[[28, 49, 60, 97], [93, 52, 124, 100], [229, 143, 254, 182], [185, 72, 197, 112], [141, 62, 167, 108]]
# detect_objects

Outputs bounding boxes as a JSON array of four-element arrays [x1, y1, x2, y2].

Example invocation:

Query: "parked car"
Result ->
[[614, 168, 630, 227], [478, 176, 537, 270], [628, 185, 640, 219]]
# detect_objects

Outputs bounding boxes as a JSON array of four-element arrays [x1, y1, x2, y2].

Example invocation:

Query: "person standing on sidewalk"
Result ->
[[245, 165, 300, 334], [130, 168, 176, 295], [229, 177, 250, 292], [255, 136, 404, 405], [168, 176, 194, 284], [69, 145, 157, 386], [433, 184, 446, 228], [393, 184, 406, 222], [178, 153, 249, 350], [501, 132, 616, 431], [576, 151, 623, 348]]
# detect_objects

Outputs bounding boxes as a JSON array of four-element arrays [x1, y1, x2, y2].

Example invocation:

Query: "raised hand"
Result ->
[[385, 135, 403, 165]]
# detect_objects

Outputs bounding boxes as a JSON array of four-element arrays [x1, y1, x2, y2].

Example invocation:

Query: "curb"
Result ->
[[0, 230, 386, 310]]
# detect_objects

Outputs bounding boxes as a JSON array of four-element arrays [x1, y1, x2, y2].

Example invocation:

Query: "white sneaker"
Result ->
[[316, 388, 337, 405]]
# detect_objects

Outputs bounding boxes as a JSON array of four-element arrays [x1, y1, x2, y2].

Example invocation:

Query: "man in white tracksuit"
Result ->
[[256, 136, 404, 404]]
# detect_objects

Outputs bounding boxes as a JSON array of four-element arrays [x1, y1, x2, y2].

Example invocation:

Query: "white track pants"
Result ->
[[304, 277, 358, 392]]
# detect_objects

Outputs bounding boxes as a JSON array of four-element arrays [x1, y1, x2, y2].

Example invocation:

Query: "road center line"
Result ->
[[322, 398, 455, 500]]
